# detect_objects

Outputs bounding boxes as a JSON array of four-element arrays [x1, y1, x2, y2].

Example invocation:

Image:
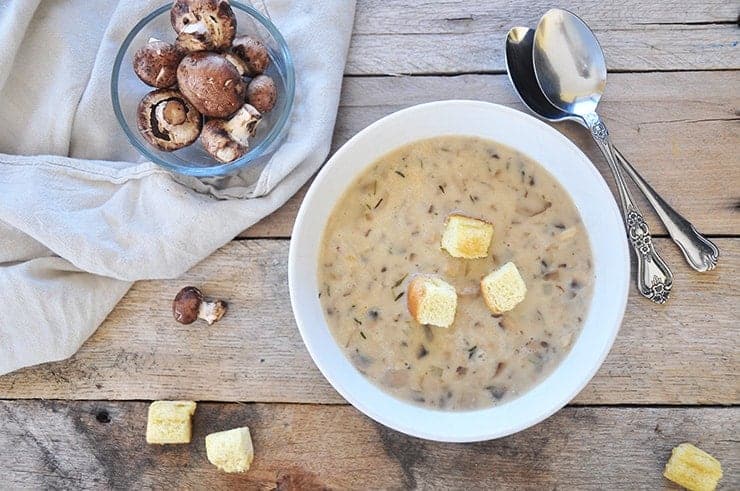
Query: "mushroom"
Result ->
[[231, 35, 270, 76], [137, 89, 202, 151], [201, 104, 261, 162], [173, 286, 227, 325], [223, 52, 250, 79], [132, 38, 184, 88], [176, 52, 246, 118], [171, 0, 236, 52], [246, 75, 277, 113]]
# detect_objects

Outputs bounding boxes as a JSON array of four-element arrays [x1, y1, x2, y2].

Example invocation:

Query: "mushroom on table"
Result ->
[[173, 286, 227, 325]]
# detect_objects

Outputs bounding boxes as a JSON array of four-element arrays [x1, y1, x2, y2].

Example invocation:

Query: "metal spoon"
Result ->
[[531, 10, 674, 304], [505, 25, 719, 275]]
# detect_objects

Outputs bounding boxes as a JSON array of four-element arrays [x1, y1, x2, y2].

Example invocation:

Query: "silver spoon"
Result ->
[[531, 10, 675, 304], [505, 25, 719, 275]]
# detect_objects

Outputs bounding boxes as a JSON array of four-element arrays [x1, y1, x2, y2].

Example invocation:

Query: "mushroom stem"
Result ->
[[223, 105, 260, 143], [198, 299, 228, 325]]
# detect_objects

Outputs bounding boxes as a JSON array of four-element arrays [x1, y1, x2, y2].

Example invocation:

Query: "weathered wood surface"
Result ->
[[244, 71, 740, 238], [4, 2, 739, 487], [1, 401, 737, 490], [0, 238, 735, 404], [348, 0, 740, 74]]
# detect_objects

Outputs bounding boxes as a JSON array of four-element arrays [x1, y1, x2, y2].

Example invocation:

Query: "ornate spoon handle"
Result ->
[[612, 148, 719, 272], [585, 113, 673, 304]]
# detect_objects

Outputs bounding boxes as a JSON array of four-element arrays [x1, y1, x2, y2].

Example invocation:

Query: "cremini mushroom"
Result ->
[[223, 52, 250, 79], [201, 104, 261, 163], [132, 38, 184, 88], [246, 75, 277, 113], [176, 52, 246, 118], [171, 0, 236, 52], [231, 35, 270, 76], [137, 89, 202, 151], [173, 286, 227, 325]]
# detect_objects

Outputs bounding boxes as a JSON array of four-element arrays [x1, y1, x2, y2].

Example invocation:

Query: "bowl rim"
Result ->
[[289, 100, 630, 442], [110, 0, 295, 177]]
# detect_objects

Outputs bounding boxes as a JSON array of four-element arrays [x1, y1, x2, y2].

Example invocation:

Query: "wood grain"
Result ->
[[244, 71, 739, 238], [0, 238, 735, 404], [1, 400, 737, 490], [348, 1, 740, 74]]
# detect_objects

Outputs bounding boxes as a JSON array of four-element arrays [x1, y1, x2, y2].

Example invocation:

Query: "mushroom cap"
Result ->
[[171, 0, 236, 52], [232, 35, 270, 76], [246, 75, 277, 113], [201, 104, 261, 163], [173, 286, 203, 324], [133, 40, 184, 88], [177, 52, 246, 118], [137, 89, 202, 151]]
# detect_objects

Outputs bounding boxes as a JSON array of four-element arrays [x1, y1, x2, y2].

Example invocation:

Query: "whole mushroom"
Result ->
[[232, 35, 270, 76], [133, 38, 184, 88], [247, 75, 277, 113], [173, 286, 227, 325], [137, 89, 202, 151], [176, 52, 246, 118], [201, 104, 261, 162], [171, 0, 236, 52]]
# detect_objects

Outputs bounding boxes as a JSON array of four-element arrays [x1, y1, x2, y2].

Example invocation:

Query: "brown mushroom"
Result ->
[[231, 35, 270, 76], [223, 52, 250, 79], [201, 104, 261, 163], [246, 75, 277, 113], [137, 89, 202, 151], [132, 38, 184, 88], [176, 52, 246, 118], [173, 286, 227, 325], [171, 0, 236, 52]]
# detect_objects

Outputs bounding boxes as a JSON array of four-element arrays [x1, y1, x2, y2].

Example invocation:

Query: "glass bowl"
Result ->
[[111, 1, 295, 177]]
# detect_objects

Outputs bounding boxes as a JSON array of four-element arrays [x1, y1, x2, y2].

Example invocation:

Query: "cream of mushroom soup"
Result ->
[[318, 136, 594, 410]]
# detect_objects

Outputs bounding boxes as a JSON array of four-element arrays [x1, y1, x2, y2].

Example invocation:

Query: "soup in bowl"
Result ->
[[289, 101, 629, 442]]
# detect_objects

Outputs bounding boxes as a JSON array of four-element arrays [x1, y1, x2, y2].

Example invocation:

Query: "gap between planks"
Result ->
[[0, 398, 736, 409]]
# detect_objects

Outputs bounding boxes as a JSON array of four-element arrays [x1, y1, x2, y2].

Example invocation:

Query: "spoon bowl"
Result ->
[[532, 9, 607, 119], [505, 27, 572, 123]]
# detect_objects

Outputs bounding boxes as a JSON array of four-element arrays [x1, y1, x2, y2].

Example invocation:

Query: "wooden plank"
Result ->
[[244, 71, 739, 238], [348, 1, 740, 74], [0, 238, 736, 405], [1, 401, 737, 489]]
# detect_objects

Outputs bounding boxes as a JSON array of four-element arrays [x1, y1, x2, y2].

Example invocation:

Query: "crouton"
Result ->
[[480, 262, 527, 314], [441, 213, 494, 259], [145, 400, 197, 444], [664, 443, 723, 491], [407, 275, 457, 328], [206, 427, 254, 473]]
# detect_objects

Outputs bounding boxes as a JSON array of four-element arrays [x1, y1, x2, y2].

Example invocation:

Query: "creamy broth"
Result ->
[[318, 136, 594, 410]]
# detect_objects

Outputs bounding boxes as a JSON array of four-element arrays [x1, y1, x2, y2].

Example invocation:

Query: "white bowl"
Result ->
[[289, 100, 629, 442]]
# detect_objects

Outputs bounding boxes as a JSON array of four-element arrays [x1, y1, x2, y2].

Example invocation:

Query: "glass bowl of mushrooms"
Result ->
[[111, 0, 295, 177]]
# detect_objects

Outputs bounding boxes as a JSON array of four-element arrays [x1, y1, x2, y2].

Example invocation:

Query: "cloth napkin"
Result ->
[[0, 0, 356, 375]]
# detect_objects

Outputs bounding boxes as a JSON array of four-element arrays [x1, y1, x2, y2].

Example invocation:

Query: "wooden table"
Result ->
[[2, 2, 738, 489]]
